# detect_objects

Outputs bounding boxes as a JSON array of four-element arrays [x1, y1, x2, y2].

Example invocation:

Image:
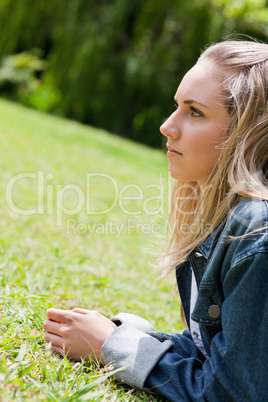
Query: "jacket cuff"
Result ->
[[110, 312, 155, 333], [101, 323, 174, 390]]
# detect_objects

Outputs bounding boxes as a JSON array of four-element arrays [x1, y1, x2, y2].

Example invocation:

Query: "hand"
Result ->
[[43, 308, 116, 363]]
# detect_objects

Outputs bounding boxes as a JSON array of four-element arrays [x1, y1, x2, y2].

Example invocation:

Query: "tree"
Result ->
[[0, 0, 267, 147]]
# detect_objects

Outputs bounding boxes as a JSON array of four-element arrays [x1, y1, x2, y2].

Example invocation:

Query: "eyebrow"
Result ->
[[183, 99, 209, 109], [174, 97, 209, 109]]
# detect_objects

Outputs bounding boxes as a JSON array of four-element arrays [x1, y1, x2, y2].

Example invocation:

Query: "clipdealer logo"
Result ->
[[6, 171, 243, 238], [66, 218, 165, 239], [5, 171, 172, 227]]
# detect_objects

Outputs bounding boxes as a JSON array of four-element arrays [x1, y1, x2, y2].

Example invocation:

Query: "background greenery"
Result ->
[[0, 0, 267, 147], [0, 98, 180, 400]]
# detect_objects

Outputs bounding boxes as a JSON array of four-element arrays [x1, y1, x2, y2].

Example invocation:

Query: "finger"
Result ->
[[43, 319, 64, 335], [51, 345, 65, 357], [72, 308, 98, 315], [44, 331, 63, 348], [71, 308, 115, 327], [72, 307, 96, 314], [46, 308, 71, 323]]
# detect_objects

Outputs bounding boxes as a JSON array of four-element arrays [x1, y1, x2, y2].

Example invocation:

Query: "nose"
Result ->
[[160, 111, 180, 139]]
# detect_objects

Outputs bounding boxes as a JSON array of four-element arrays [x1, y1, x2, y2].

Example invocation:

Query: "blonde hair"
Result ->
[[165, 40, 268, 271]]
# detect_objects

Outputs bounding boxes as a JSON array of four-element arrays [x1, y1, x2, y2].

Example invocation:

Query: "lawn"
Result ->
[[0, 98, 183, 401]]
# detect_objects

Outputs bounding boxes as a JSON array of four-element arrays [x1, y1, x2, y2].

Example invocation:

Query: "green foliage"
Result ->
[[0, 49, 61, 111], [0, 98, 181, 400], [0, 50, 46, 84], [0, 0, 267, 147]]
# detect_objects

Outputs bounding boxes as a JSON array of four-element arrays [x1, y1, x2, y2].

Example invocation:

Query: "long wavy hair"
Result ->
[[165, 40, 268, 272]]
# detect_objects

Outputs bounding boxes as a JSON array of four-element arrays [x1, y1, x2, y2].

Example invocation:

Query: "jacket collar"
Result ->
[[196, 219, 226, 260]]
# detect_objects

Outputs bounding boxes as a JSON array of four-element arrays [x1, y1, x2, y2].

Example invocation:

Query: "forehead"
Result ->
[[176, 60, 224, 105]]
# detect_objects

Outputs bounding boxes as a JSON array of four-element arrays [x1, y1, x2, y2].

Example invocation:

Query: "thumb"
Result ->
[[72, 308, 98, 315]]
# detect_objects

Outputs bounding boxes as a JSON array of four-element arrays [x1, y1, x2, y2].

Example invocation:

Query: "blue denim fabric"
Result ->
[[145, 198, 268, 401]]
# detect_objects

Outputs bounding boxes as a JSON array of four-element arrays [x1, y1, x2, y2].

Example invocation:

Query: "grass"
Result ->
[[0, 98, 183, 401]]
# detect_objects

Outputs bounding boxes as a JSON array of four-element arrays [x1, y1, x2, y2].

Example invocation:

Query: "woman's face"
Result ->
[[161, 60, 230, 184]]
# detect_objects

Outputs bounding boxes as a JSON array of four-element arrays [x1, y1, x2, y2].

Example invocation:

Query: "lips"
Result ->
[[166, 144, 182, 155]]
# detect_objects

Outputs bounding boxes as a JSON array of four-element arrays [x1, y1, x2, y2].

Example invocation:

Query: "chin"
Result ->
[[168, 167, 185, 181], [168, 170, 199, 183], [168, 166, 178, 179]]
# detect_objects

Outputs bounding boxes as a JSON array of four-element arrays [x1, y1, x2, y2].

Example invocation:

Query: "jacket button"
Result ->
[[208, 305, 221, 319]]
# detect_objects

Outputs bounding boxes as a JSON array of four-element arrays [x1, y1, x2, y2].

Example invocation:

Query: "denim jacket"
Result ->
[[102, 198, 268, 401]]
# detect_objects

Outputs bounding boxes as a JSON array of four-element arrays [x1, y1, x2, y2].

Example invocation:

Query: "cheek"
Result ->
[[187, 129, 223, 165], [186, 132, 215, 154], [202, 124, 226, 149]]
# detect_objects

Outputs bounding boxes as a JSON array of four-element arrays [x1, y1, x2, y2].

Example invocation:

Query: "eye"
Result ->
[[174, 100, 178, 109], [190, 107, 203, 117], [190, 106, 203, 117]]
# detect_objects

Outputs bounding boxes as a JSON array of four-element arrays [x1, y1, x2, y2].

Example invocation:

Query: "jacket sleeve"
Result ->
[[101, 323, 174, 389], [145, 252, 268, 401], [109, 312, 155, 333], [102, 252, 268, 401]]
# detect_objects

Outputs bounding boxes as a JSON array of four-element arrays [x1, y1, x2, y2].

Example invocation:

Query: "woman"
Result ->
[[43, 40, 268, 401]]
